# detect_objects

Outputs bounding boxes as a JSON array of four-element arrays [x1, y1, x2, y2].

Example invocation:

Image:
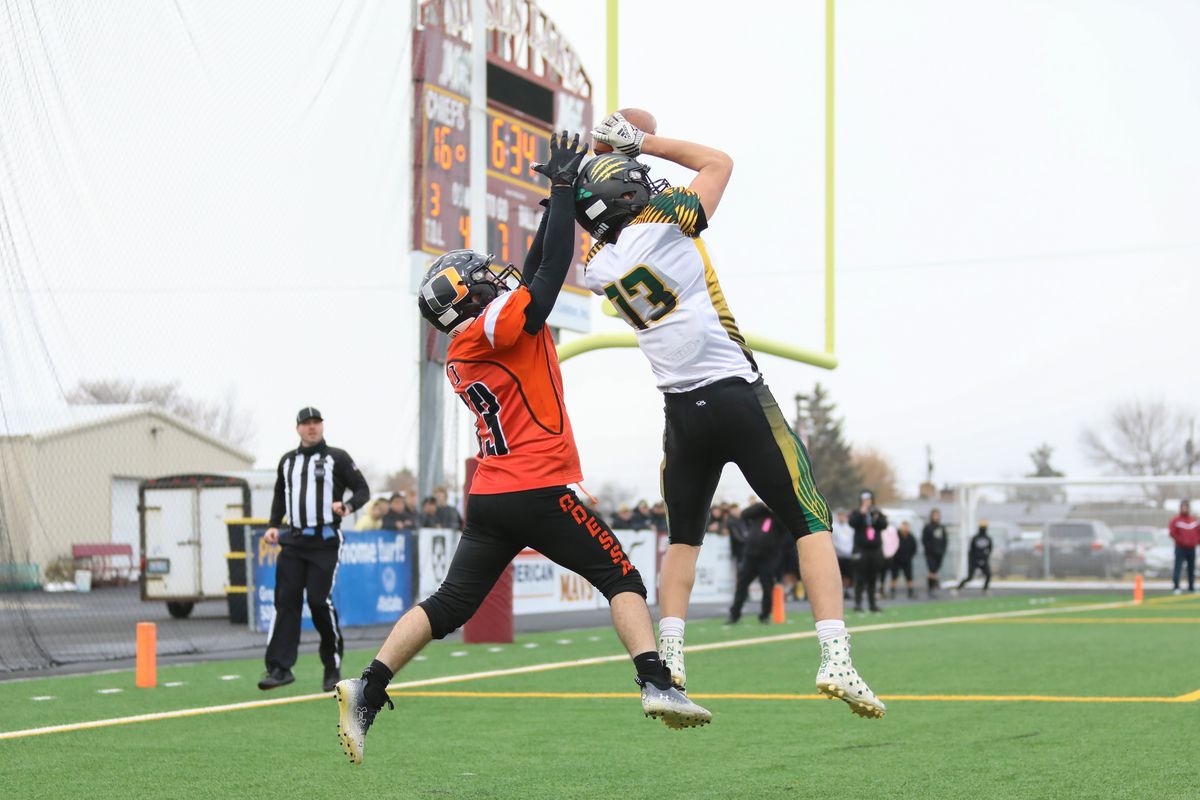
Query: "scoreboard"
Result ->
[[412, 17, 593, 331]]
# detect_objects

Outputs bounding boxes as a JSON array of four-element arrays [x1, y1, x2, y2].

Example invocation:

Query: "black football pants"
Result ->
[[662, 378, 832, 545], [419, 487, 647, 639]]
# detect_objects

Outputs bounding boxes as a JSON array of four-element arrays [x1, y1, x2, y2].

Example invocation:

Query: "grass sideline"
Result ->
[[2, 593, 1198, 799]]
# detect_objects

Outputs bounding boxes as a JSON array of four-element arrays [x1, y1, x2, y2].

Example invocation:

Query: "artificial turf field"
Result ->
[[2, 592, 1198, 800]]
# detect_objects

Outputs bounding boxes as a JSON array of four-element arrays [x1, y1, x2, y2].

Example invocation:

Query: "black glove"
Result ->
[[531, 131, 587, 188]]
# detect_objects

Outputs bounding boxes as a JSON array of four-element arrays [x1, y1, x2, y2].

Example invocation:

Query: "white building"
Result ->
[[0, 405, 254, 578]]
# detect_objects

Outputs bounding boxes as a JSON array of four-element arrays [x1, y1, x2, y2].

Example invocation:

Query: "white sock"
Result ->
[[815, 619, 847, 644], [658, 617, 685, 640]]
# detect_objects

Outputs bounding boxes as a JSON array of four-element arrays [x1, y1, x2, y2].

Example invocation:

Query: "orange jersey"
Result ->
[[446, 287, 583, 494]]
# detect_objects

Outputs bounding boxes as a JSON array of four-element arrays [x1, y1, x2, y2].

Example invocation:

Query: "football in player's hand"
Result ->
[[593, 108, 657, 153]]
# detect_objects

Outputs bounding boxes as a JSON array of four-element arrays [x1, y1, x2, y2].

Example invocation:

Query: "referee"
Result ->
[[258, 407, 370, 692]]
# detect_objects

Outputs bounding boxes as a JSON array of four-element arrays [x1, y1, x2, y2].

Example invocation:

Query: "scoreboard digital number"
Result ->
[[488, 110, 548, 190], [417, 84, 591, 276]]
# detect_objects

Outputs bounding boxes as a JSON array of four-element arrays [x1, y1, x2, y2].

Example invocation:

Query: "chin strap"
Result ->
[[447, 317, 474, 338]]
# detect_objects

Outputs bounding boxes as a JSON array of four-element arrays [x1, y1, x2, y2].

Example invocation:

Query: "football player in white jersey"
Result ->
[[575, 112, 884, 719]]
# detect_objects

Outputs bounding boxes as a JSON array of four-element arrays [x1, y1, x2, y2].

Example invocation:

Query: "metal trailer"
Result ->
[[139, 474, 251, 619]]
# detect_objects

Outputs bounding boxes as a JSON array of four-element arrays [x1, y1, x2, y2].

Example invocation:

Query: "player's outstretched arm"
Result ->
[[639, 134, 733, 221], [524, 131, 586, 333], [521, 202, 551, 284]]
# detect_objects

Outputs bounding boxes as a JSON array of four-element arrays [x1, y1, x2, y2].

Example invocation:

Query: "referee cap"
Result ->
[[296, 406, 323, 424]]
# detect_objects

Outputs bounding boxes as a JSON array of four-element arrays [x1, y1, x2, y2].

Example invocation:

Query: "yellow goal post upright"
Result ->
[[558, 0, 839, 370]]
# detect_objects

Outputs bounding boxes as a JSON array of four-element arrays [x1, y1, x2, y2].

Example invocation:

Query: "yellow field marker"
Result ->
[[1142, 593, 1200, 606], [966, 617, 1200, 624], [386, 690, 1200, 705]]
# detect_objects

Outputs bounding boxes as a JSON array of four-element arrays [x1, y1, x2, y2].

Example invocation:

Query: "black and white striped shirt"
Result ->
[[269, 441, 370, 541]]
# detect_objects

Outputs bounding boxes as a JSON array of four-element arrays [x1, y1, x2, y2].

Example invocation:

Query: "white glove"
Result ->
[[591, 111, 645, 157]]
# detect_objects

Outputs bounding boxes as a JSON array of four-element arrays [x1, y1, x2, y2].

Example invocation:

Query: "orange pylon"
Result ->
[[136, 622, 157, 688], [1133, 574, 1144, 605], [772, 584, 786, 624]]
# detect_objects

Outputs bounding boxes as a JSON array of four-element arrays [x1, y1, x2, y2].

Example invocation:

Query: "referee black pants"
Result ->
[[419, 487, 647, 640], [265, 544, 343, 672]]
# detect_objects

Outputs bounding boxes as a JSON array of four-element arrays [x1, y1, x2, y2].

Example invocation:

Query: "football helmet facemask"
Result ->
[[417, 249, 522, 336], [573, 154, 669, 243]]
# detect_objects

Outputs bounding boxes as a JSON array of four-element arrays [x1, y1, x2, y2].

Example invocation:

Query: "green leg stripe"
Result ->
[[759, 388, 832, 532], [788, 428, 832, 529]]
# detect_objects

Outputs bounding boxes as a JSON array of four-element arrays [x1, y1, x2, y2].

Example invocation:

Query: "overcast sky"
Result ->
[[2, 1, 1197, 504]]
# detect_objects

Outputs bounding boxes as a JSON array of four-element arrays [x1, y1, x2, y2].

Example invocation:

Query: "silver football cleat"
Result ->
[[335, 678, 392, 764], [640, 679, 712, 729]]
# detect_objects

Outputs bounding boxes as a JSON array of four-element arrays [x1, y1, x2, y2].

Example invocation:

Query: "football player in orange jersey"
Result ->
[[334, 133, 710, 765]]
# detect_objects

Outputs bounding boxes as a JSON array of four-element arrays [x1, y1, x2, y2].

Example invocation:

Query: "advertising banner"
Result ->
[[247, 528, 414, 634], [511, 529, 659, 614], [688, 538, 737, 604], [417, 527, 462, 600]]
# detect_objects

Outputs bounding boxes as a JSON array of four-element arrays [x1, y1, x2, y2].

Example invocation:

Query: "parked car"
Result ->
[[999, 530, 1048, 578], [983, 520, 1020, 573], [1111, 526, 1161, 573], [1143, 542, 1177, 579], [1044, 520, 1120, 578]]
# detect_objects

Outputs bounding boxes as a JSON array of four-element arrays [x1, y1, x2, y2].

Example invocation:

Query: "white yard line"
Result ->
[[0, 598, 1134, 741]]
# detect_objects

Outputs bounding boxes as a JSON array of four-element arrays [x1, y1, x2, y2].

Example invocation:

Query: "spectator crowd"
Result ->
[[353, 485, 463, 532]]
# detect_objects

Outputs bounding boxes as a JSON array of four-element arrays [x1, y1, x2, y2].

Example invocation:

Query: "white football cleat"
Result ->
[[658, 635, 686, 691], [815, 634, 886, 719]]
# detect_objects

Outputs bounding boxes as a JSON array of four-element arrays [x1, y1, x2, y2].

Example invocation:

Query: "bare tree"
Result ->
[[381, 468, 417, 496], [593, 480, 637, 516], [1007, 442, 1066, 503], [1080, 399, 1199, 505], [851, 446, 901, 505], [67, 379, 255, 446]]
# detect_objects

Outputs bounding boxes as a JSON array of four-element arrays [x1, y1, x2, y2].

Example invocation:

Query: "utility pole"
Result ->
[[793, 392, 809, 440]]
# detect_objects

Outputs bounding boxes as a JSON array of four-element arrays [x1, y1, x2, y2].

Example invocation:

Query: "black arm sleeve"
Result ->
[[521, 203, 551, 285], [523, 185, 575, 334], [269, 456, 287, 528], [335, 451, 371, 513]]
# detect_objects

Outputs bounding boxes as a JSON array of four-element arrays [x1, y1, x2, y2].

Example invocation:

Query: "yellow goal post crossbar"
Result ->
[[584, 0, 837, 369], [557, 331, 838, 370]]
